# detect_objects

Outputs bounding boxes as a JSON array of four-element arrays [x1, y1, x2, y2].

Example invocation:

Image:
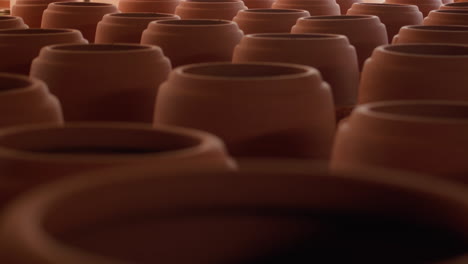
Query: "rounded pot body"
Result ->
[[0, 15, 27, 29], [118, 0, 181, 14], [175, 0, 247, 20], [272, 0, 341, 15], [384, 0, 442, 17], [11, 0, 76, 28], [233, 8, 310, 34], [392, 25, 468, 44], [424, 9, 468, 25]]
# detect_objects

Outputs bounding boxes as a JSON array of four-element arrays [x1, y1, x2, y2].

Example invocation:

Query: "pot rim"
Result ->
[[0, 28, 81, 36], [401, 25, 468, 32], [444, 2, 468, 7], [0, 73, 44, 96], [378, 43, 468, 58], [430, 9, 468, 14], [43, 43, 161, 55], [0, 16, 21, 21], [49, 2, 115, 7], [351, 2, 417, 8], [151, 19, 235, 27], [243, 32, 347, 41], [302, 14, 378, 21], [240, 8, 309, 14], [105, 12, 179, 19]]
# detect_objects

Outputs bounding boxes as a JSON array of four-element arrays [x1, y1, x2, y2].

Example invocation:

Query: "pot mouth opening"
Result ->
[[0, 16, 16, 20], [0, 74, 31, 92], [53, 2, 113, 6], [248, 33, 342, 40], [50, 44, 151, 52], [305, 15, 372, 20], [244, 8, 306, 13], [0, 29, 73, 35], [155, 19, 231, 25], [435, 9, 468, 14], [384, 44, 468, 56], [404, 25, 468, 32], [445, 2, 468, 7], [354, 3, 408, 7], [110, 12, 176, 18], [186, 0, 240, 2]]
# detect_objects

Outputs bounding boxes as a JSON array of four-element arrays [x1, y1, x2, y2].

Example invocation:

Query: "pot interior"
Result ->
[[249, 33, 341, 39], [305, 15, 372, 20], [51, 44, 149, 52], [0, 75, 31, 92], [54, 2, 112, 6], [406, 25, 468, 31], [156, 19, 231, 25], [384, 44, 468, 56], [111, 12, 176, 18], [446, 2, 468, 7], [244, 9, 305, 13], [182, 64, 307, 78], [0, 29, 72, 35]]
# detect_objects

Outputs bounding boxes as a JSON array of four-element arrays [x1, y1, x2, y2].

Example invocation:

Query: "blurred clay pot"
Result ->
[[11, 0, 76, 28], [336, 0, 362, 14], [272, 0, 341, 15], [0, 28, 87, 74], [0, 15, 27, 29], [424, 9, 468, 25], [233, 33, 360, 111], [118, 0, 181, 14], [141, 19, 243, 67], [95, 12, 180, 44], [291, 15, 388, 70], [392, 25, 468, 45], [440, 1, 468, 9], [243, 0, 274, 8], [30, 44, 171, 122], [41, 2, 119, 42], [384, 0, 442, 17], [233, 8, 310, 34], [175, 0, 247, 20], [154, 62, 336, 159], [347, 3, 423, 41], [359, 44, 468, 103]]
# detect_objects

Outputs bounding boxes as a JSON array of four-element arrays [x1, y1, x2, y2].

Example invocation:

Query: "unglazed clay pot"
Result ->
[[384, 0, 442, 17], [424, 9, 468, 25], [243, 0, 274, 8], [118, 0, 181, 14], [291, 15, 388, 70], [0, 28, 86, 75], [154, 62, 335, 158], [359, 44, 468, 103], [233, 8, 310, 34], [141, 19, 243, 67], [233, 33, 359, 114], [0, 15, 27, 28], [331, 101, 468, 183], [11, 0, 76, 28], [41, 2, 119, 42], [440, 1, 468, 9], [30, 44, 171, 122], [0, 73, 62, 128], [174, 0, 247, 20], [393, 25, 468, 44], [95, 12, 180, 44], [337, 0, 362, 14], [347, 3, 423, 41], [272, 0, 341, 15], [2, 160, 468, 263]]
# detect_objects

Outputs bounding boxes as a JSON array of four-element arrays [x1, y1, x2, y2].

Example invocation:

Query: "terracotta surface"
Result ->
[[11, 0, 77, 28], [0, 28, 87, 74], [0, 15, 27, 28], [95, 12, 180, 44], [337, 0, 362, 14], [359, 44, 468, 103], [272, 0, 341, 15], [243, 0, 274, 8], [141, 19, 243, 67], [292, 15, 388, 70], [118, 0, 181, 14], [30, 44, 171, 122], [440, 1, 468, 9], [233, 8, 310, 34], [384, 0, 442, 16], [392, 25, 468, 45], [154, 62, 336, 158], [424, 9, 468, 25], [175, 0, 247, 20]]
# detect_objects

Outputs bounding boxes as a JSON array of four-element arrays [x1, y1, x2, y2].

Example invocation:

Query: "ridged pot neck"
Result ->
[[240, 33, 351, 48], [350, 3, 420, 13], [297, 15, 380, 26], [102, 12, 180, 24]]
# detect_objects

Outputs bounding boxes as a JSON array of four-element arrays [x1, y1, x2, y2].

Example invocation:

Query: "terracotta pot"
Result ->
[[174, 0, 247, 20], [233, 33, 359, 109], [2, 159, 468, 263], [347, 3, 423, 41], [424, 9, 468, 25], [337, 0, 362, 14], [359, 44, 468, 103], [30, 43, 171, 122], [118, 0, 181, 14], [440, 1, 468, 9], [0, 28, 87, 75], [95, 12, 180, 44], [154, 62, 335, 158], [291, 15, 388, 70], [272, 0, 341, 15], [384, 0, 442, 17], [233, 8, 310, 34], [243, 0, 274, 8], [392, 25, 468, 45], [41, 2, 119, 42], [444, 0, 454, 3], [0, 15, 27, 28], [141, 19, 243, 67], [455, 0, 468, 2], [331, 101, 468, 183], [11, 0, 76, 28]]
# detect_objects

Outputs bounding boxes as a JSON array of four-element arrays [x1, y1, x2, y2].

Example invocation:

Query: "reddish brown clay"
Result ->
[[336, 0, 362, 14], [272, 0, 341, 15], [141, 19, 243, 67], [392, 25, 468, 45], [41, 2, 119, 42], [347, 3, 423, 41], [424, 9, 468, 25], [95, 12, 180, 44], [243, 0, 274, 8], [175, 0, 247, 20], [30, 44, 171, 122], [440, 1, 468, 9], [384, 0, 442, 17], [118, 0, 181, 14], [233, 8, 310, 34], [0, 28, 87, 74], [359, 44, 468, 103], [11, 0, 77, 28], [0, 15, 27, 29]]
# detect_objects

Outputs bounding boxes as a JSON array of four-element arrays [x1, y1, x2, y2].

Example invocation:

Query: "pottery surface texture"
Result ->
[[291, 15, 388, 70], [233, 8, 310, 34], [392, 25, 468, 44], [272, 0, 341, 15], [41, 2, 119, 42], [0, 15, 27, 29], [154, 62, 336, 158], [384, 0, 442, 16], [11, 0, 76, 28], [30, 44, 171, 122], [175, 0, 247, 20], [0, 28, 87, 75], [359, 44, 468, 103], [243, 0, 274, 8], [337, 0, 362, 14], [424, 9, 468, 25], [118, 0, 181, 14], [440, 1, 468, 9], [95, 12, 180, 44], [141, 19, 243, 67], [347, 3, 423, 41]]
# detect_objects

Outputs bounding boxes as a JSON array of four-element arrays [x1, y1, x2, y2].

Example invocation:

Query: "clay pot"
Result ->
[[141, 19, 243, 67], [0, 15, 27, 29], [455, 0, 468, 2], [174, 0, 247, 20], [444, 0, 454, 3], [384, 0, 442, 17], [347, 3, 423, 41], [336, 0, 362, 14], [424, 9, 468, 25], [2, 159, 468, 263], [233, 8, 310, 34], [243, 0, 274, 8], [95, 12, 180, 44], [0, 73, 62, 128], [154, 62, 335, 158], [41, 2, 119, 42], [291, 15, 388, 70], [11, 0, 76, 28], [30, 43, 171, 122], [0, 28, 87, 75], [359, 44, 468, 103], [233, 33, 360, 111], [118, 0, 181, 14], [392, 25, 468, 45], [440, 1, 468, 9], [272, 0, 341, 15]]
